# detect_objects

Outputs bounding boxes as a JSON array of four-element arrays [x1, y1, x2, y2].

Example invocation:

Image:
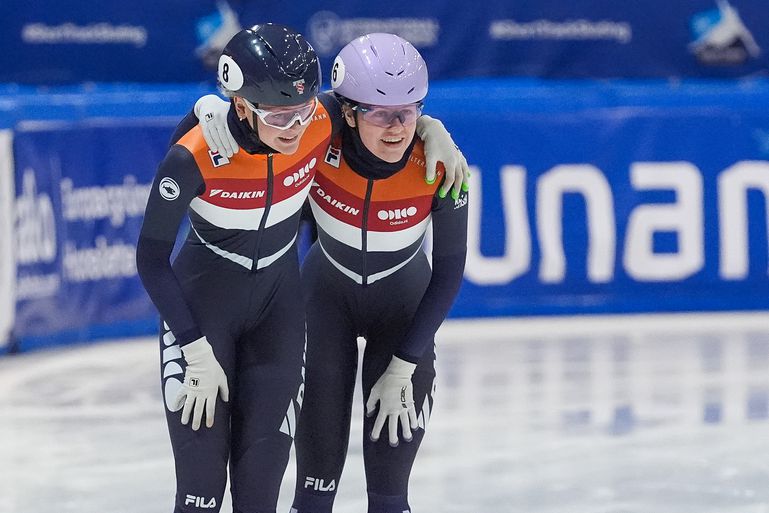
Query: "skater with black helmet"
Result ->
[[137, 24, 333, 513]]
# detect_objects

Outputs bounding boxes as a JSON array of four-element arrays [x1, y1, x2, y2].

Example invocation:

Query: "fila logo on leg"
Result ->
[[304, 476, 336, 491], [185, 495, 217, 509]]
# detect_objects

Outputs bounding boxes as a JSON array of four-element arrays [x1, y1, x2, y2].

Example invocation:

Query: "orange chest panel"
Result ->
[[312, 140, 443, 231], [177, 106, 332, 210]]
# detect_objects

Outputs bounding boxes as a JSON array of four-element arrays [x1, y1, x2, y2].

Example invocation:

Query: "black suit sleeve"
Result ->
[[136, 144, 206, 346], [395, 187, 469, 363]]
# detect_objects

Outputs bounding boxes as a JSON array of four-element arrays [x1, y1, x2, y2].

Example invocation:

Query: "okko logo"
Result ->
[[158, 177, 180, 201], [378, 206, 418, 225], [15, 169, 57, 265], [304, 477, 336, 492], [689, 0, 761, 66], [185, 495, 217, 509], [283, 158, 317, 187]]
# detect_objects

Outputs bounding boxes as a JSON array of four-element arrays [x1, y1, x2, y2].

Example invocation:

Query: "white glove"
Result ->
[[366, 356, 419, 447], [174, 336, 230, 431], [416, 115, 470, 200], [194, 94, 239, 158]]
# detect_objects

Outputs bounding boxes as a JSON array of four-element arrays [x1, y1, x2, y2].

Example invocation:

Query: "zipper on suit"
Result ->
[[252, 153, 274, 273], [361, 179, 374, 286]]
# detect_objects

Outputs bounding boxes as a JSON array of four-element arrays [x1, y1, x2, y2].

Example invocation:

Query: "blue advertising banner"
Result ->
[[2, 1, 767, 84], [423, 80, 769, 317], [12, 120, 174, 349], [256, 0, 769, 80], [4, 79, 769, 352]]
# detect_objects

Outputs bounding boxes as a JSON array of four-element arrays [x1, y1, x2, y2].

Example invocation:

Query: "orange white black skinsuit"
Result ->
[[136, 96, 337, 513], [292, 128, 468, 513]]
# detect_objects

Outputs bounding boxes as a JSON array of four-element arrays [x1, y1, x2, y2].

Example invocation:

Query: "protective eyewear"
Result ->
[[243, 97, 318, 130], [353, 102, 424, 128]]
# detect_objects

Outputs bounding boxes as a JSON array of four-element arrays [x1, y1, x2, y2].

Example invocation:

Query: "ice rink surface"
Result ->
[[2, 312, 769, 513]]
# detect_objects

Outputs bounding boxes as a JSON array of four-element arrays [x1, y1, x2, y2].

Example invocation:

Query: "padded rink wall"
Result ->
[[2, 79, 769, 352], [0, 131, 15, 351]]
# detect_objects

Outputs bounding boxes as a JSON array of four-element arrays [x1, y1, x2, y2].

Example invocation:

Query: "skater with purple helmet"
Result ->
[[290, 33, 468, 513], [191, 30, 469, 512]]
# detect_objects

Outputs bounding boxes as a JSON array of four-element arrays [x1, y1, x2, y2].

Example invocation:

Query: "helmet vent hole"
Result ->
[[370, 45, 379, 57], [280, 91, 292, 97], [407, 87, 415, 94], [397, 70, 405, 76], [260, 38, 279, 60], [385, 71, 394, 76], [376, 88, 386, 96]]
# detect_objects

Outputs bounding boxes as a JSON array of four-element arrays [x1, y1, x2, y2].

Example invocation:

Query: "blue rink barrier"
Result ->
[[3, 78, 769, 352]]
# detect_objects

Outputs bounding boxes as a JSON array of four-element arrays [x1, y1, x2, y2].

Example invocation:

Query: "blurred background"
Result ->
[[2, 2, 769, 512]]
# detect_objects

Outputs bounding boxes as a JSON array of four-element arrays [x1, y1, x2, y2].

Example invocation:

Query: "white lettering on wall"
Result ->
[[465, 166, 531, 284], [718, 161, 769, 279], [624, 162, 704, 281], [15, 169, 56, 265], [537, 164, 615, 283]]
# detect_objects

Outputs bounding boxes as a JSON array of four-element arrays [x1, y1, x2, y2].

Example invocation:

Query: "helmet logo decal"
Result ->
[[330, 57, 345, 88], [218, 55, 244, 91], [292, 79, 306, 94]]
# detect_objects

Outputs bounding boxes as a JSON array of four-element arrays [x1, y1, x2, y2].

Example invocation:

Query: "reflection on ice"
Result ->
[[1, 313, 768, 513]]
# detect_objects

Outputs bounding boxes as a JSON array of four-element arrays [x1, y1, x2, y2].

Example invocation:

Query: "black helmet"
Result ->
[[217, 24, 320, 107]]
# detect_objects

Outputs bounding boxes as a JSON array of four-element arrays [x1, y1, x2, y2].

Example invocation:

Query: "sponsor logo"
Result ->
[[454, 194, 468, 209], [377, 206, 418, 221], [60, 175, 150, 228], [21, 22, 148, 47], [464, 161, 769, 286], [283, 158, 317, 187], [209, 189, 264, 199], [304, 477, 337, 492], [15, 169, 57, 265], [293, 79, 306, 94], [158, 177, 180, 201], [313, 185, 360, 215], [324, 145, 341, 168], [185, 495, 217, 509], [689, 0, 760, 66], [209, 150, 230, 167], [62, 237, 138, 283], [195, 2, 242, 68], [488, 18, 632, 43], [408, 154, 425, 168], [307, 11, 439, 57]]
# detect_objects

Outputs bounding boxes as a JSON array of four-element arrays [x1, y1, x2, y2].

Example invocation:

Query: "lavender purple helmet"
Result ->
[[331, 33, 428, 106]]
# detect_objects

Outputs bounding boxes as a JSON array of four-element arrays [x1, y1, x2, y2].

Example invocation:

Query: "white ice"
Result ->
[[2, 312, 769, 513]]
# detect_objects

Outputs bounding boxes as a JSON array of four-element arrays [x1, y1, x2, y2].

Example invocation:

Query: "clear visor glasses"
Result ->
[[243, 97, 318, 130], [353, 102, 424, 128]]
